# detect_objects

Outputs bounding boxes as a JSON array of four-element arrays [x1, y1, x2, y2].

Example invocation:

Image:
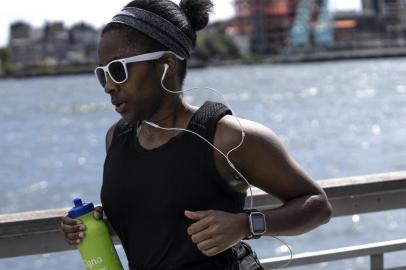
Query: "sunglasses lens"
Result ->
[[95, 68, 106, 88], [109, 62, 127, 83]]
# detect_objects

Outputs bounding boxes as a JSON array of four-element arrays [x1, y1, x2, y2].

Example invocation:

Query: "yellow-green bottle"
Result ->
[[68, 198, 123, 270]]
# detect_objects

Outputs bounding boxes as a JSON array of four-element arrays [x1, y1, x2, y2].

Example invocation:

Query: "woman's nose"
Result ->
[[104, 72, 118, 94]]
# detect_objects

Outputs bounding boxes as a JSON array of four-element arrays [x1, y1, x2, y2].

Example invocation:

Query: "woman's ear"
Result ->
[[159, 53, 177, 78]]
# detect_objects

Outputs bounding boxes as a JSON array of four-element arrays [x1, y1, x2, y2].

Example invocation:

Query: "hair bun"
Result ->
[[179, 0, 213, 32]]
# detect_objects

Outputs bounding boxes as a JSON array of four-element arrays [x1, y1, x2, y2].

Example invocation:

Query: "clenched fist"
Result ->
[[185, 209, 250, 257]]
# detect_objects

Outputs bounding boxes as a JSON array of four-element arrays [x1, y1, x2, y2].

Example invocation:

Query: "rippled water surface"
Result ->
[[1, 58, 405, 269]]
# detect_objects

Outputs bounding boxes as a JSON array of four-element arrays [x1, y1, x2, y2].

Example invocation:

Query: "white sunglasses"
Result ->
[[94, 51, 184, 88]]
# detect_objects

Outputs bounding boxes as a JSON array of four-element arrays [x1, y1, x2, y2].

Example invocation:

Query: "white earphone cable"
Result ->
[[159, 65, 252, 208], [141, 64, 292, 269]]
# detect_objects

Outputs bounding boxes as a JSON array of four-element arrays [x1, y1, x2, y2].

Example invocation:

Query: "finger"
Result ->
[[184, 210, 211, 221], [65, 231, 85, 241], [190, 227, 215, 244], [202, 246, 221, 257], [66, 237, 81, 246], [94, 207, 103, 219], [61, 223, 86, 233], [197, 237, 219, 251], [187, 216, 214, 235], [62, 215, 82, 226]]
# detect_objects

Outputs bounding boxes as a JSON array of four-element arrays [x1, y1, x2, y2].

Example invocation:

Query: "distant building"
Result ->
[[362, 0, 406, 18], [332, 0, 406, 48], [230, 0, 298, 53], [229, 0, 336, 53], [333, 12, 362, 47], [9, 21, 41, 69], [361, 0, 406, 34], [8, 21, 100, 72], [227, 0, 406, 53], [68, 23, 100, 64], [380, 0, 406, 35], [10, 21, 31, 40], [41, 22, 70, 64]]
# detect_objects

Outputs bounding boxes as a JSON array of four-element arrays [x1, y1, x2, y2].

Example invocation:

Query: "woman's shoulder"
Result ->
[[105, 119, 130, 152], [105, 122, 118, 153], [215, 115, 281, 153]]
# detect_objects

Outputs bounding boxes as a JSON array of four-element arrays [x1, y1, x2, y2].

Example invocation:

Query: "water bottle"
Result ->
[[68, 198, 124, 270]]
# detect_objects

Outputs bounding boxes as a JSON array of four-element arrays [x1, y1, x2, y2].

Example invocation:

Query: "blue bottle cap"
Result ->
[[68, 198, 95, 219]]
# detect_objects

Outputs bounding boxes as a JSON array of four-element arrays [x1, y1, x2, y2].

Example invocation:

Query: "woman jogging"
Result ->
[[61, 0, 332, 269]]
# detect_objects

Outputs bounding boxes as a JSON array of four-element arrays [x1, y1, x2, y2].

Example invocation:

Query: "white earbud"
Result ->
[[162, 64, 169, 80]]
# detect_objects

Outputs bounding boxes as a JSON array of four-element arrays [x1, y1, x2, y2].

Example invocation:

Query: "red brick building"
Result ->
[[230, 0, 299, 53]]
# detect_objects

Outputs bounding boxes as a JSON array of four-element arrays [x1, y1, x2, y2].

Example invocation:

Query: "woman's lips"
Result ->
[[115, 102, 126, 114]]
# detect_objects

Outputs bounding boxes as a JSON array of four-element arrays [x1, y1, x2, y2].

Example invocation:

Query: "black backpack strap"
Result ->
[[188, 100, 233, 143]]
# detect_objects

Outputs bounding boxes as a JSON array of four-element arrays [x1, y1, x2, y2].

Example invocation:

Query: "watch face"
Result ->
[[251, 213, 266, 234]]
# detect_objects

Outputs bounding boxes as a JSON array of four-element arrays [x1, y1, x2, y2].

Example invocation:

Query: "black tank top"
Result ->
[[101, 101, 247, 270]]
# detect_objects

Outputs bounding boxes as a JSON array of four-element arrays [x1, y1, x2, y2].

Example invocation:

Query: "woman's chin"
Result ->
[[120, 113, 135, 125], [123, 113, 144, 127]]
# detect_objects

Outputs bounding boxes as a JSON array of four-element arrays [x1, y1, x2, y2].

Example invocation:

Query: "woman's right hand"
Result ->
[[61, 206, 104, 245]]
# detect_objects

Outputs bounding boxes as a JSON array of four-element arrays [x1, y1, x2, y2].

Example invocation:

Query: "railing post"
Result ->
[[370, 254, 384, 270]]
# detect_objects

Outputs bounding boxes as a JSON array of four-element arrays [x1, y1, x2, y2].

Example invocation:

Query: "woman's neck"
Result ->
[[137, 97, 194, 141]]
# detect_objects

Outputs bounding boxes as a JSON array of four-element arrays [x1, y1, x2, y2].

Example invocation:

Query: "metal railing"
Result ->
[[262, 238, 406, 270], [1, 171, 406, 269]]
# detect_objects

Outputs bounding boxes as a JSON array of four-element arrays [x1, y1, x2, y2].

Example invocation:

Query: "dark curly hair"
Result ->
[[102, 0, 214, 87]]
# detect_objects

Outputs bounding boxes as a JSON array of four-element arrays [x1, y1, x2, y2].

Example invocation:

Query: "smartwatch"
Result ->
[[242, 209, 266, 240]]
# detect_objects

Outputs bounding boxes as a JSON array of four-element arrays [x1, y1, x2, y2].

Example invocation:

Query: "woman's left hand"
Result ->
[[185, 209, 249, 257]]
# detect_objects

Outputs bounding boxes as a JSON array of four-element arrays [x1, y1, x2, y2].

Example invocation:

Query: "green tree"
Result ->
[[0, 47, 15, 75], [195, 31, 240, 62]]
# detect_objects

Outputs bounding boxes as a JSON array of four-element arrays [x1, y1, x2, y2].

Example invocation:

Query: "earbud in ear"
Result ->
[[162, 64, 169, 82]]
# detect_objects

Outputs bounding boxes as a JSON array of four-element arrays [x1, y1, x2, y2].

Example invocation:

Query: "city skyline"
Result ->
[[0, 0, 361, 47]]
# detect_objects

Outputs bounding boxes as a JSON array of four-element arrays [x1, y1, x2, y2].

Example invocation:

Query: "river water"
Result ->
[[0, 58, 405, 269]]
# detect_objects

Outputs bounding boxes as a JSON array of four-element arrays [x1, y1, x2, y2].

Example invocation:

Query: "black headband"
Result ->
[[110, 7, 194, 59]]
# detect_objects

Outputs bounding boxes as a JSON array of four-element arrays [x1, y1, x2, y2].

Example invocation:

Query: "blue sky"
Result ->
[[0, 0, 362, 47]]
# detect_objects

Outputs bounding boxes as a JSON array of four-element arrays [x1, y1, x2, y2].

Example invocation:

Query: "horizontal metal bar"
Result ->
[[386, 267, 406, 270], [247, 171, 406, 217], [0, 229, 121, 259], [260, 238, 406, 269], [318, 171, 406, 197]]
